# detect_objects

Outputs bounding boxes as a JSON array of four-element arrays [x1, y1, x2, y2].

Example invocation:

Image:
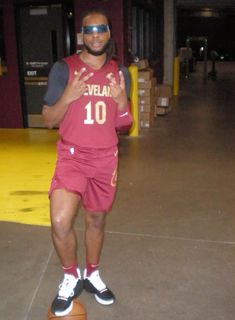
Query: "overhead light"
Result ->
[[191, 9, 219, 18]]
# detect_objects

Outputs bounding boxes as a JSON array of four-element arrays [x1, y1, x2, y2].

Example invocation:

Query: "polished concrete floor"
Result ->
[[1, 62, 235, 320]]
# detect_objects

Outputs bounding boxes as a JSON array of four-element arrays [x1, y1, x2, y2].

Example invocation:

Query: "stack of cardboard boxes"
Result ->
[[155, 84, 172, 115], [138, 68, 157, 128], [131, 59, 173, 129], [132, 59, 157, 129]]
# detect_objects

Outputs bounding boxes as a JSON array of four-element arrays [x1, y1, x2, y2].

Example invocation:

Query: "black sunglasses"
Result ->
[[81, 24, 110, 34]]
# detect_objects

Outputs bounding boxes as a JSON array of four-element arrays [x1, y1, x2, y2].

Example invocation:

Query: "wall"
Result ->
[[0, 0, 23, 127]]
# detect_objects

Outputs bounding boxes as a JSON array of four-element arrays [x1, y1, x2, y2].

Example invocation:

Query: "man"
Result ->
[[42, 8, 132, 317]]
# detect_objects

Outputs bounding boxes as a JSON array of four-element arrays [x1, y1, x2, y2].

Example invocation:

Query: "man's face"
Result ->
[[82, 13, 110, 56]]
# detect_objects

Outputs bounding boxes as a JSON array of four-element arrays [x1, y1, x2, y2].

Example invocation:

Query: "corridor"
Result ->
[[1, 61, 235, 320]]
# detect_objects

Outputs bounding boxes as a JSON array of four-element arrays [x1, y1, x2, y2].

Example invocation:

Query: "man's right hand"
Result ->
[[42, 68, 93, 129], [63, 67, 94, 105]]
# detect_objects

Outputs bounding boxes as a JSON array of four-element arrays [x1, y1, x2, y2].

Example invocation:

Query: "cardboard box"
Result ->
[[139, 103, 152, 113], [139, 111, 155, 128], [157, 106, 169, 115], [140, 119, 151, 128], [139, 96, 152, 105], [156, 84, 172, 99], [138, 78, 156, 89], [131, 59, 149, 70], [138, 68, 154, 81], [139, 112, 152, 121], [154, 104, 158, 118], [157, 97, 169, 107], [138, 88, 155, 97]]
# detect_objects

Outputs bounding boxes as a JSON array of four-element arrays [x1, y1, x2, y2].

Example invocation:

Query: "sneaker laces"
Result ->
[[87, 270, 106, 291], [58, 274, 78, 300]]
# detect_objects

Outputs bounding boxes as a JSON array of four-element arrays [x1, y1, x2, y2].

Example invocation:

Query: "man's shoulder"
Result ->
[[48, 59, 68, 79], [63, 54, 79, 65], [108, 60, 129, 74], [108, 59, 119, 69], [105, 59, 120, 75]]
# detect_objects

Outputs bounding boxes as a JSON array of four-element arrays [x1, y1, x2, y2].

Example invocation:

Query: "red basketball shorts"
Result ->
[[49, 140, 118, 212]]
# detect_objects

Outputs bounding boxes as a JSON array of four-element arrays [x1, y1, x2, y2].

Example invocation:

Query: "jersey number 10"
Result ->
[[84, 101, 106, 125]]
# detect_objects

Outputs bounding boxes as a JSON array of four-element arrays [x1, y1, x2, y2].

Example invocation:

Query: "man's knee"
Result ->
[[51, 209, 72, 238], [86, 212, 107, 230], [50, 189, 79, 237]]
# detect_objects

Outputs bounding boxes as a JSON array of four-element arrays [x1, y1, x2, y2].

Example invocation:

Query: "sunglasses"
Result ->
[[81, 24, 110, 34]]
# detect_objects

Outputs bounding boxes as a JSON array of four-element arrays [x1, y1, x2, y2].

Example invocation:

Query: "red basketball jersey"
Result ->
[[59, 54, 132, 148]]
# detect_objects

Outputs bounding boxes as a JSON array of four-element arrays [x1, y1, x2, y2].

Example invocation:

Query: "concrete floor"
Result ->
[[1, 62, 235, 320]]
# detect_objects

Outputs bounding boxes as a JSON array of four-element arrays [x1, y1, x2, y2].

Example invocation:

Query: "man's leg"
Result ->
[[83, 211, 115, 305], [50, 189, 83, 316], [50, 189, 80, 267], [84, 211, 107, 266], [82, 150, 117, 305]]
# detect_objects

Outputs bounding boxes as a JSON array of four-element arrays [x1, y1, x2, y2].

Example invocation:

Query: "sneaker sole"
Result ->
[[95, 294, 114, 305], [54, 301, 73, 316]]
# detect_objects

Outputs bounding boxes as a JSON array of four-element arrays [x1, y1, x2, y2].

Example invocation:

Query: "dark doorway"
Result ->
[[15, 1, 75, 127]]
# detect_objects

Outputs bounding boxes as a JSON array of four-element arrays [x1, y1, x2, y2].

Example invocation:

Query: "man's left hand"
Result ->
[[109, 71, 129, 109]]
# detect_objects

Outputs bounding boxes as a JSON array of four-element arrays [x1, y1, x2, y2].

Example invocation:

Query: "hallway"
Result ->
[[1, 62, 235, 320]]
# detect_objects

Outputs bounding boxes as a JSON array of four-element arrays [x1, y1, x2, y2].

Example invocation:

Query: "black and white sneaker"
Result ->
[[83, 269, 115, 305], [51, 269, 83, 316]]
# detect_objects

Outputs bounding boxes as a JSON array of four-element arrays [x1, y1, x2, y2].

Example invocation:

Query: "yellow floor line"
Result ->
[[0, 128, 58, 227]]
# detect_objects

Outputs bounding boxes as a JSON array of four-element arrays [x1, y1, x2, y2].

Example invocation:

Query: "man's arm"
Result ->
[[119, 65, 131, 99], [42, 98, 71, 129], [42, 61, 69, 128], [109, 70, 132, 131], [109, 70, 129, 110], [42, 63, 93, 129]]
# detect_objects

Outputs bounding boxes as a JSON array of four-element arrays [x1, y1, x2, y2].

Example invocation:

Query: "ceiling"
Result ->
[[176, 0, 235, 9]]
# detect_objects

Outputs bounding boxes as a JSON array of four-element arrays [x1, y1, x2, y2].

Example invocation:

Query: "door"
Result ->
[[15, 2, 74, 127]]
